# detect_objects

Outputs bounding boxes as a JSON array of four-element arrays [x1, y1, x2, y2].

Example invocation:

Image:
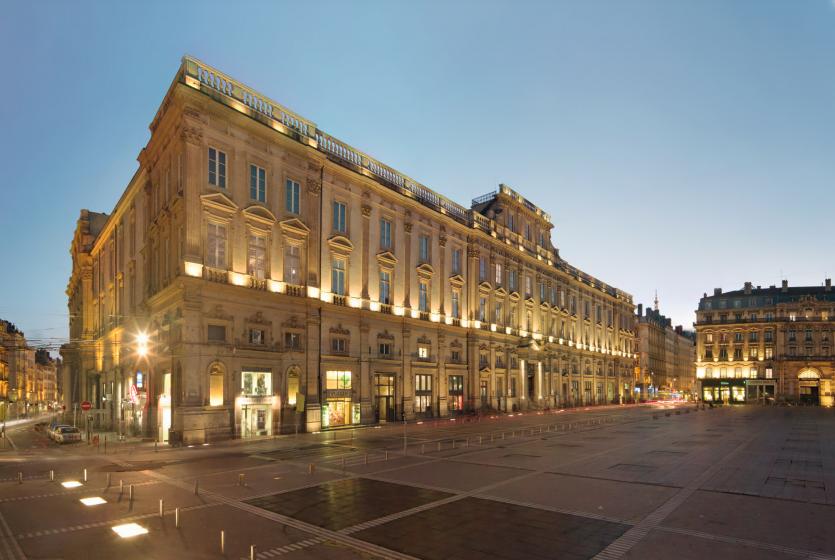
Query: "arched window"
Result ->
[[208, 362, 225, 406]]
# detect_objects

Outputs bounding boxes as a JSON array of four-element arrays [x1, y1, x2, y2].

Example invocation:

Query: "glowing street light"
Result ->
[[136, 332, 149, 357]]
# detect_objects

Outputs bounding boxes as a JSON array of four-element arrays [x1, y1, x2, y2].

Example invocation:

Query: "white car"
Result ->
[[54, 426, 81, 444], [47, 424, 71, 441]]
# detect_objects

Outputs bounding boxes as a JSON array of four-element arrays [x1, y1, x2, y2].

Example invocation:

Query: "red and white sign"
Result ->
[[129, 384, 139, 405], [80, 401, 92, 411]]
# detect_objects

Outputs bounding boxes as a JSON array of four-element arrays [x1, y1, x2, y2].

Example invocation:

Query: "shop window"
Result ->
[[326, 371, 352, 390], [448, 375, 464, 412], [242, 370, 271, 396], [415, 374, 433, 414]]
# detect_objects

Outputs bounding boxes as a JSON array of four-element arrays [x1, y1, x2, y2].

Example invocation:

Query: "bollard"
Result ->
[[106, 472, 111, 488], [479, 436, 483, 445], [364, 454, 368, 465], [175, 507, 180, 529], [129, 484, 134, 502], [50, 470, 54, 482], [238, 473, 245, 487], [119, 479, 124, 496], [17, 472, 22, 484], [250, 545, 256, 560], [83, 468, 87, 483], [308, 463, 315, 475], [220, 530, 225, 554], [384, 451, 388, 461], [452, 440, 456, 449], [159, 498, 164, 518], [154, 441, 158, 453], [502, 432, 505, 440], [194, 479, 199, 495]]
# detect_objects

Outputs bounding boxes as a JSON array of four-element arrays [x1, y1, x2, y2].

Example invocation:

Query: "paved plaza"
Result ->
[[1, 404, 834, 559]]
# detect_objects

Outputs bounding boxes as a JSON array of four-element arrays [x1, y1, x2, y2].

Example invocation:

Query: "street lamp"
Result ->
[[135, 332, 149, 358]]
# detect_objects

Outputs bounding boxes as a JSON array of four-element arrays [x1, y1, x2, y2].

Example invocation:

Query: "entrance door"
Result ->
[[158, 372, 171, 443], [800, 384, 820, 405], [527, 363, 536, 400], [375, 375, 395, 423], [242, 404, 272, 437]]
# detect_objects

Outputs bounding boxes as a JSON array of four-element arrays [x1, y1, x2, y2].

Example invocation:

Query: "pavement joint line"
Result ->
[[142, 469, 419, 560], [472, 492, 635, 525], [0, 509, 24, 560], [15, 502, 220, 540], [591, 416, 768, 560], [656, 525, 835, 560], [0, 479, 161, 503]]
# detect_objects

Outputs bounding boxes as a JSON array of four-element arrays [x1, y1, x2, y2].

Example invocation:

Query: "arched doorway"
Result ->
[[798, 369, 821, 405]]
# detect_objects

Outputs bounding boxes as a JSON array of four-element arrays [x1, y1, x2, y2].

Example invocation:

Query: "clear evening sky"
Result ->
[[2, 0, 834, 351]]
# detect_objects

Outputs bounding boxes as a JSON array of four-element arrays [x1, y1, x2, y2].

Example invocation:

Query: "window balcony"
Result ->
[[332, 295, 347, 307], [285, 284, 305, 297], [203, 266, 228, 284]]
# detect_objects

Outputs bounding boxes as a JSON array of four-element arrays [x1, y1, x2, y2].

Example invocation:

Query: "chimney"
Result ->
[[781, 279, 788, 292], [744, 282, 752, 294], [637, 303, 643, 316], [826, 278, 832, 292], [713, 288, 722, 296]]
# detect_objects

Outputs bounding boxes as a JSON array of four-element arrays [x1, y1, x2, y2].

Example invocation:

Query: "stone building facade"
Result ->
[[635, 304, 696, 399], [64, 57, 637, 444], [0, 320, 35, 419], [695, 280, 835, 405]]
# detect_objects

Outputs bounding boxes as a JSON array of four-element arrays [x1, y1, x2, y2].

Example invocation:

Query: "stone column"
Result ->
[[438, 334, 448, 417], [402, 221, 412, 310], [361, 203, 371, 301], [305, 170, 322, 291], [179, 115, 204, 265], [438, 230, 447, 316], [402, 327, 414, 419], [359, 322, 373, 423], [304, 313, 322, 432]]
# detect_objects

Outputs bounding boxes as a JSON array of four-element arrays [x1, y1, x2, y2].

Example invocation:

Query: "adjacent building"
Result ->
[[0, 321, 58, 418], [695, 280, 835, 405], [64, 56, 637, 444], [635, 301, 696, 399]]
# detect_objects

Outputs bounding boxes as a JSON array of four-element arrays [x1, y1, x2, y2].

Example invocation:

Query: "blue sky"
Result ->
[[2, 0, 835, 350]]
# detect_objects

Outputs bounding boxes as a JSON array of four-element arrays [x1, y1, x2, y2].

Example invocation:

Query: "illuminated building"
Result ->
[[65, 57, 636, 443], [695, 280, 835, 405], [634, 300, 696, 400]]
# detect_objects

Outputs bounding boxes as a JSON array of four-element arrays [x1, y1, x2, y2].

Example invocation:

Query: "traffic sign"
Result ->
[[80, 401, 92, 411]]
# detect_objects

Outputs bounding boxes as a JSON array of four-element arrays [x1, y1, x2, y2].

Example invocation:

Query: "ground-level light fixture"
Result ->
[[80, 497, 106, 506], [61, 481, 82, 489], [111, 523, 149, 538]]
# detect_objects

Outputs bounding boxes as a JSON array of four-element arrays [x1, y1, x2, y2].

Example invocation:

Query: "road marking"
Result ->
[[0, 508, 25, 560]]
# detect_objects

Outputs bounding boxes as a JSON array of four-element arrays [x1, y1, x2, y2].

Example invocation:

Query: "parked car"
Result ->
[[54, 426, 81, 443], [47, 424, 71, 441]]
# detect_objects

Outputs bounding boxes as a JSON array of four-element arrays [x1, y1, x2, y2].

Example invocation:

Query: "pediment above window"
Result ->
[[508, 291, 520, 301], [243, 205, 277, 228], [279, 217, 310, 238], [376, 251, 398, 268], [494, 286, 507, 297], [449, 274, 465, 287], [201, 192, 238, 215], [416, 263, 434, 278], [327, 235, 354, 255]]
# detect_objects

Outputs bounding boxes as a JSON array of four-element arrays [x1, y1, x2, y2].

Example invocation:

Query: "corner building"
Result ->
[[695, 280, 835, 405], [65, 57, 636, 444]]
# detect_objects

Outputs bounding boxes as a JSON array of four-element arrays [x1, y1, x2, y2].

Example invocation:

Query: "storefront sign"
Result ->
[[325, 389, 352, 399]]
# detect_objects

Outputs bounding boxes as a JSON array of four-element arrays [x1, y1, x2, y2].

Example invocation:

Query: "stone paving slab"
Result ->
[[247, 477, 452, 531], [661, 489, 835, 555], [624, 528, 799, 560], [482, 472, 679, 523], [355, 496, 629, 560], [373, 458, 528, 493]]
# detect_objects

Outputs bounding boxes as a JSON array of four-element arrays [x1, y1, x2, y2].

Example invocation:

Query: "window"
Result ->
[[494, 302, 503, 325], [451, 350, 461, 362], [449, 375, 464, 412], [788, 330, 796, 342], [247, 234, 267, 280], [805, 329, 813, 342], [419, 235, 430, 262], [284, 332, 301, 350], [332, 259, 346, 296], [379, 270, 391, 304], [326, 370, 351, 389], [750, 367, 758, 378], [479, 257, 487, 282], [706, 333, 714, 343], [285, 179, 300, 214], [749, 347, 758, 359], [764, 330, 774, 342], [478, 297, 487, 322], [206, 222, 227, 268], [379, 342, 392, 356], [208, 324, 226, 343], [332, 201, 347, 233], [208, 147, 226, 188], [540, 283, 546, 302], [508, 269, 518, 292], [451, 248, 462, 275], [749, 331, 758, 342], [331, 337, 347, 354], [525, 275, 533, 298], [242, 370, 271, 396], [765, 347, 773, 359], [248, 328, 265, 345], [417, 346, 429, 359], [734, 367, 742, 378], [507, 213, 515, 232], [734, 332, 743, 342], [209, 364, 224, 406], [419, 281, 429, 312], [750, 313, 758, 321], [415, 374, 432, 414], [287, 370, 300, 407], [250, 164, 266, 202], [380, 219, 392, 249], [765, 367, 773, 379], [495, 262, 503, 286], [451, 290, 461, 319], [284, 244, 301, 285]]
